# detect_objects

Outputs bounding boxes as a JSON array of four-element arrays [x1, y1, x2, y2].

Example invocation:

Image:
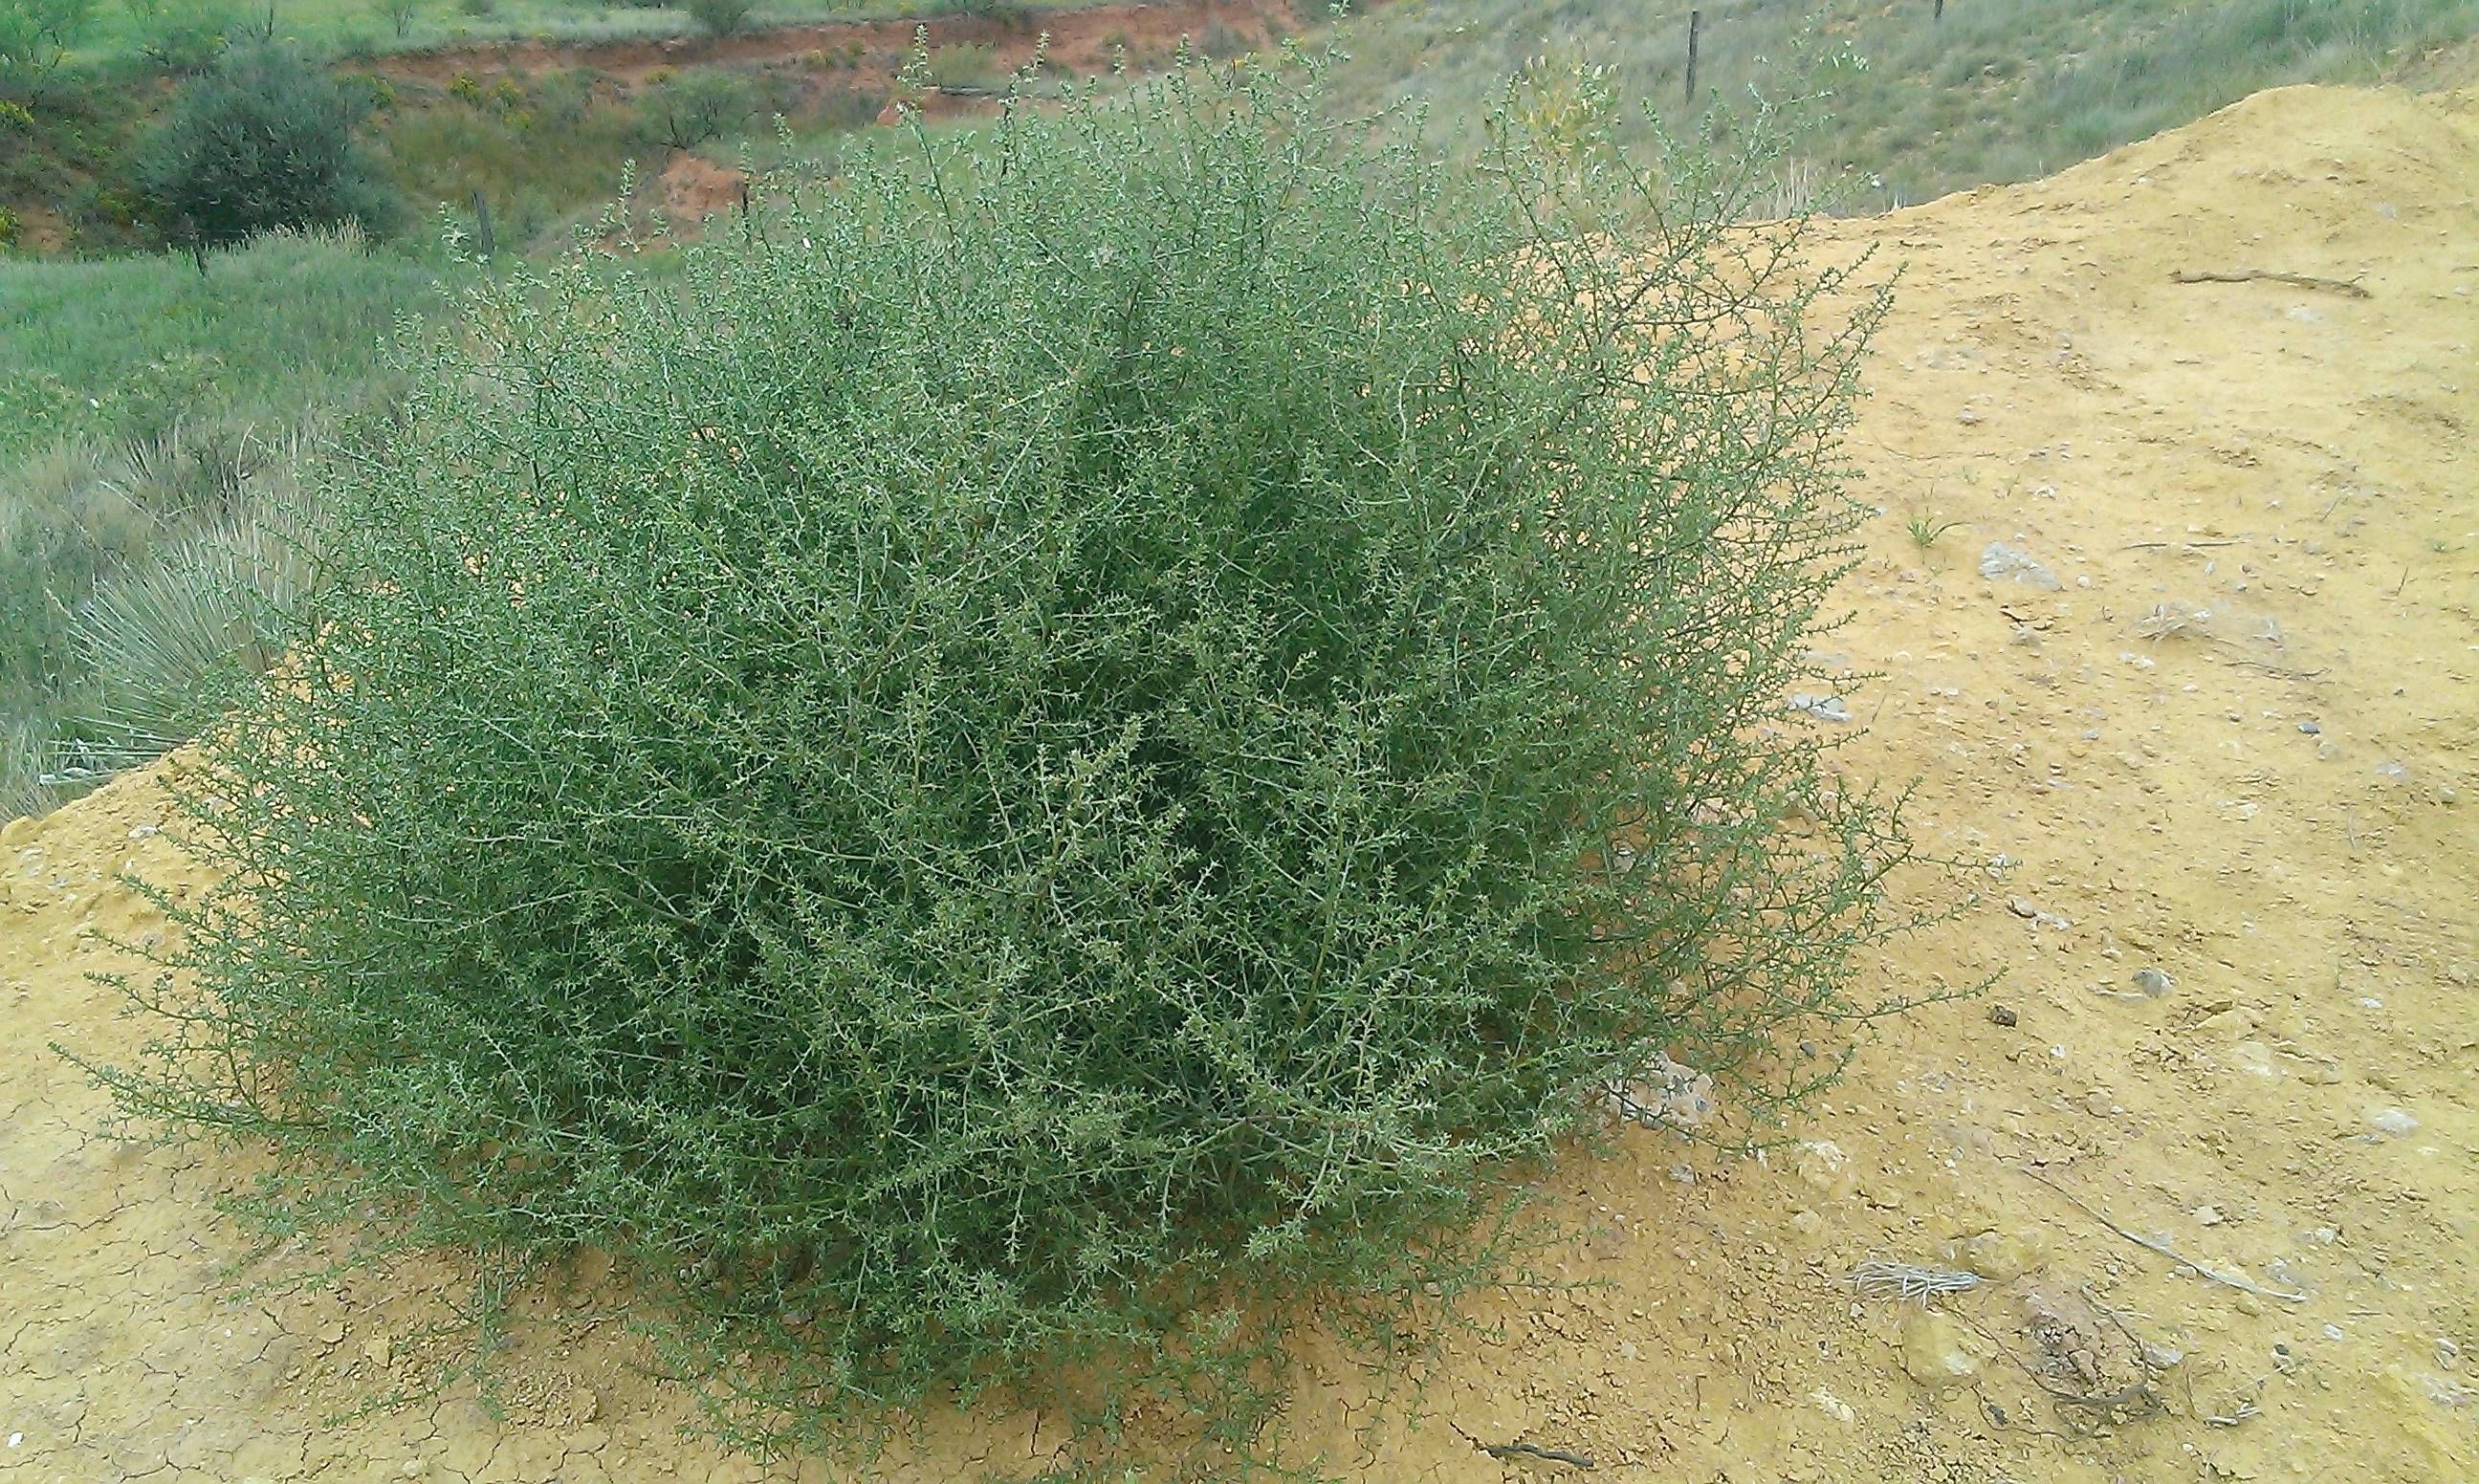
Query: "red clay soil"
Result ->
[[653, 149, 752, 219], [364, 0, 1306, 90]]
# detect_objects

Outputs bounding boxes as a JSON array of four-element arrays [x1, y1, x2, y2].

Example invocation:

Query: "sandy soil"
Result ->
[[3, 81, 2474, 1484]]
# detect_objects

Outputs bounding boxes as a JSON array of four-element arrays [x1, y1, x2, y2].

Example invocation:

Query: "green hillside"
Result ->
[[1327, 0, 2479, 207]]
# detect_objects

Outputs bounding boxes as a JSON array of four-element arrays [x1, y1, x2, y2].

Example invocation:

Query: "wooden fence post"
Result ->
[[472, 188, 495, 259], [1684, 9, 1700, 102], [1936, 0, 1945, 20]]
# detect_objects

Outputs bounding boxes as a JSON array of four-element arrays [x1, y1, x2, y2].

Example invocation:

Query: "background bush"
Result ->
[[684, 0, 751, 40], [125, 0, 239, 75], [0, 0, 93, 92], [633, 64, 759, 147], [132, 41, 399, 247], [91, 60, 1904, 1471]]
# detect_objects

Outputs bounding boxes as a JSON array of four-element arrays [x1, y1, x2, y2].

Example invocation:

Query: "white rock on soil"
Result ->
[[2369, 1108, 2421, 1138], [1979, 541, 2062, 590]]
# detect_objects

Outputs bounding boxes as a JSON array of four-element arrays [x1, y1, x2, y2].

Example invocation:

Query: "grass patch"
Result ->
[[0, 227, 434, 461], [66, 0, 1120, 65], [0, 229, 441, 818], [1324, 0, 2479, 205], [379, 71, 645, 243]]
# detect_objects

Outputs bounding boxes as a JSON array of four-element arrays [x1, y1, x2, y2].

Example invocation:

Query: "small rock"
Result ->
[[2007, 896, 2040, 919], [2374, 760, 2409, 782], [1987, 1004, 2019, 1027], [547, 1382, 600, 1426], [2369, 1108, 2421, 1138], [2132, 968, 2174, 996], [1604, 1054, 1718, 1131], [2194, 1205, 2226, 1226], [1979, 541, 2062, 591], [364, 1335, 393, 1369], [1898, 1308, 1993, 1389], [1794, 1140, 1857, 1202], [315, 1321, 346, 1346], [11, 1199, 67, 1231], [1810, 1388, 1857, 1424], [1787, 692, 1854, 723], [2296, 720, 2321, 734], [1788, 1209, 1826, 1238], [1955, 1229, 2047, 1281], [2140, 1342, 2185, 1370]]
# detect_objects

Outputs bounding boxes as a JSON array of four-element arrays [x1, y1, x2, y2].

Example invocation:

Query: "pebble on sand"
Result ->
[[1978, 541, 2062, 590], [2369, 1108, 2421, 1138], [1898, 1308, 1993, 1389]]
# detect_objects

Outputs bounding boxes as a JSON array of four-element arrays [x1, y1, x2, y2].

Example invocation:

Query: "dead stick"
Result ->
[[2021, 1169, 2307, 1302], [2121, 538, 2243, 550], [2206, 655, 2328, 679], [1452, 1424, 1597, 1471], [2170, 269, 2369, 299], [1484, 1441, 1598, 1469]]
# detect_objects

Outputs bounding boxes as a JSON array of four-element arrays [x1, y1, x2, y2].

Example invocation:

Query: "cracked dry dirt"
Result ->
[[5, 81, 2476, 1484]]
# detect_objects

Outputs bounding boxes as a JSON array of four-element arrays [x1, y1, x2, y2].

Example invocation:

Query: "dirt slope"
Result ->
[[3, 81, 2475, 1484]]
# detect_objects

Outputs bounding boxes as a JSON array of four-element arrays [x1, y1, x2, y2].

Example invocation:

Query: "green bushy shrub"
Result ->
[[371, 0, 420, 38], [685, 0, 752, 40], [925, 38, 1001, 89], [0, 0, 92, 90], [126, 0, 237, 73], [633, 63, 757, 147], [131, 43, 398, 248], [87, 60, 1902, 1471]]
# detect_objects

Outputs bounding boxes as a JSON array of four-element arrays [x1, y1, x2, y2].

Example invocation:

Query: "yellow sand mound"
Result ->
[[5, 82, 2475, 1482]]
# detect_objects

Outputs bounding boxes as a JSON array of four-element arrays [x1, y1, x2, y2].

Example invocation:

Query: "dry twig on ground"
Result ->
[[2170, 269, 2369, 297], [2019, 1168, 2308, 1303]]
